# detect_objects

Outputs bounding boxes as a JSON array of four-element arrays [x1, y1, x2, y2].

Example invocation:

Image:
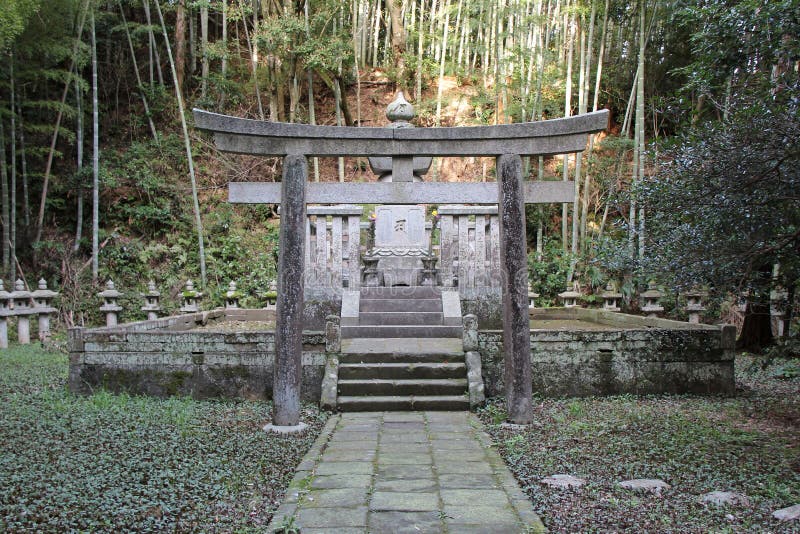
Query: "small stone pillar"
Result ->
[[641, 281, 665, 318], [31, 279, 58, 342], [684, 289, 707, 324], [180, 280, 202, 313], [463, 314, 479, 352], [601, 282, 622, 312], [361, 254, 383, 287], [10, 280, 33, 344], [98, 280, 123, 327], [325, 315, 341, 353], [265, 280, 278, 310], [0, 281, 12, 348], [558, 281, 582, 308], [141, 281, 162, 321], [224, 281, 242, 309], [527, 283, 539, 309]]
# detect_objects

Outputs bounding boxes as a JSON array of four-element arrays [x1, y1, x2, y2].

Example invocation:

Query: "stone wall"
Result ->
[[479, 308, 736, 397], [68, 309, 327, 402]]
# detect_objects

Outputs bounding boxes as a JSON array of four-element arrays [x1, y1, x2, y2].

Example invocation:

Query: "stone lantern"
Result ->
[[10, 279, 33, 343], [558, 280, 582, 308], [602, 282, 623, 312], [98, 280, 123, 327], [641, 281, 664, 318], [225, 281, 242, 309], [31, 279, 58, 342], [141, 280, 162, 321], [527, 282, 539, 309], [180, 280, 202, 313], [684, 288, 707, 324], [0, 280, 12, 348]]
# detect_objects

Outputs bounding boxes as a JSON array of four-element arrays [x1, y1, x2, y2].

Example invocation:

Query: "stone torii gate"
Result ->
[[194, 104, 608, 426]]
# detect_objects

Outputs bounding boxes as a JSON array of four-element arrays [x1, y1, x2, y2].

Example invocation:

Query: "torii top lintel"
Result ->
[[193, 109, 609, 158]]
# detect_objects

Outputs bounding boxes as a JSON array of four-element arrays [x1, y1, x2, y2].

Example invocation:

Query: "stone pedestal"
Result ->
[[0, 281, 11, 348], [32, 279, 58, 342]]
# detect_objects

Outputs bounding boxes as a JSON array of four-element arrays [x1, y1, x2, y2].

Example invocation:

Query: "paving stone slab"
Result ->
[[435, 461, 495, 474], [440, 489, 511, 506], [369, 511, 443, 534], [377, 464, 436, 479], [295, 506, 368, 527], [310, 474, 373, 490], [321, 449, 376, 462], [314, 461, 374, 476], [378, 452, 433, 465], [438, 474, 500, 489], [302, 488, 369, 508], [370, 491, 440, 511], [773, 504, 800, 521], [442, 504, 520, 525], [374, 478, 439, 492], [444, 523, 523, 534]]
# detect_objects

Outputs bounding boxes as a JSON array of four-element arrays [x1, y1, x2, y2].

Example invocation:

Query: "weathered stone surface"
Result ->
[[228, 181, 579, 205], [540, 474, 587, 489], [773, 504, 800, 521], [497, 153, 532, 424], [618, 479, 671, 493], [476, 307, 736, 397], [195, 108, 609, 157], [698, 491, 750, 507], [273, 154, 307, 427], [375, 205, 426, 247], [465, 350, 486, 408]]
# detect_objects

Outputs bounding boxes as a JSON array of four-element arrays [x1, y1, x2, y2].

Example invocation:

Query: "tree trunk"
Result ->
[[220, 0, 228, 108], [119, 1, 159, 144], [155, 0, 208, 287], [635, 0, 646, 259], [200, 2, 209, 98], [34, 0, 89, 245], [434, 0, 451, 126], [0, 121, 9, 279], [387, 0, 407, 84], [9, 52, 17, 280], [91, 9, 100, 281], [561, 12, 574, 252], [738, 299, 775, 351], [175, 0, 187, 93], [143, 0, 165, 86], [17, 98, 29, 232], [74, 76, 84, 253]]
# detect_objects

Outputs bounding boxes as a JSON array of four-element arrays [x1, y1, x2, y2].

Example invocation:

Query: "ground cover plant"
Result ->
[[0, 344, 328, 532], [479, 354, 800, 533]]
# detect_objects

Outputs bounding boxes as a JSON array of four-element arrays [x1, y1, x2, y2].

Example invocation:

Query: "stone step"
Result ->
[[337, 395, 470, 411], [341, 338, 464, 355], [341, 325, 462, 338], [339, 352, 464, 364], [358, 311, 444, 326], [339, 362, 466, 380], [359, 287, 443, 300], [359, 299, 442, 313], [337, 378, 468, 396]]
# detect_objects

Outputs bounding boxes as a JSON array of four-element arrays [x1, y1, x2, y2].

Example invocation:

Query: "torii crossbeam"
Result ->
[[194, 107, 608, 426]]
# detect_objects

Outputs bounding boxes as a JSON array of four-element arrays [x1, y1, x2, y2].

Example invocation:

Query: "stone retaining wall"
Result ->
[[68, 309, 327, 401], [479, 308, 736, 397]]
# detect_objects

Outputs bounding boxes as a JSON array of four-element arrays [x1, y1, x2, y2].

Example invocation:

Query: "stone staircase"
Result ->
[[336, 287, 469, 411]]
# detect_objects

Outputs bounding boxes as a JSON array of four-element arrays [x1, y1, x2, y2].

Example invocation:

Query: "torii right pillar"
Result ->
[[497, 154, 533, 424]]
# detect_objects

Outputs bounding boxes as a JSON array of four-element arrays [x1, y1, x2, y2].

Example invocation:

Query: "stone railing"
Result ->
[[305, 205, 363, 291], [438, 205, 501, 289]]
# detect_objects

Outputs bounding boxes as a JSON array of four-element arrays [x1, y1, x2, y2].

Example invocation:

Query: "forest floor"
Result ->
[[1, 343, 798, 532], [0, 344, 329, 531], [478, 354, 800, 532]]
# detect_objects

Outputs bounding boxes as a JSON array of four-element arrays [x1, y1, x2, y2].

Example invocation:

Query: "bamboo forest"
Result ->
[[0, 0, 799, 531]]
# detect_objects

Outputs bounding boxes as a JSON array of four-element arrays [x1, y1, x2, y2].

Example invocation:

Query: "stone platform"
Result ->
[[268, 411, 545, 533]]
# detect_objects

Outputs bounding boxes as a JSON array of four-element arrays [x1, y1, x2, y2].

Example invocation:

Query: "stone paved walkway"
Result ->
[[268, 411, 545, 533]]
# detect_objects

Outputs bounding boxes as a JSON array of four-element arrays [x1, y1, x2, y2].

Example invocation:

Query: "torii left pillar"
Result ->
[[270, 154, 308, 431]]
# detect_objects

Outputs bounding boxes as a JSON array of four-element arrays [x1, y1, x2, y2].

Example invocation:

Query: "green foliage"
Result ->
[[0, 344, 328, 531], [528, 240, 572, 306]]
